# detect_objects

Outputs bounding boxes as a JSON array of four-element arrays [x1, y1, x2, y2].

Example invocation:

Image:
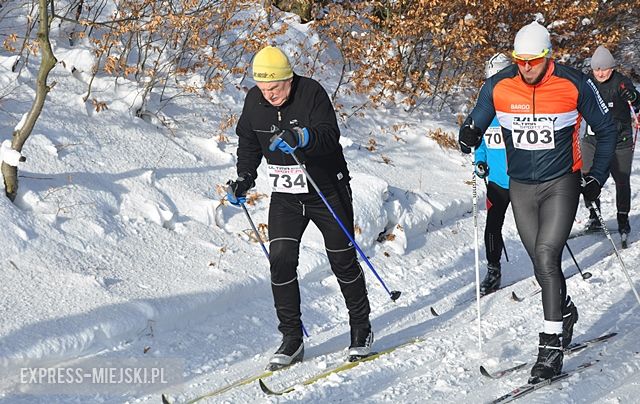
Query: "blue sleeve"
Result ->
[[579, 77, 617, 185], [474, 139, 487, 163], [468, 80, 498, 134]]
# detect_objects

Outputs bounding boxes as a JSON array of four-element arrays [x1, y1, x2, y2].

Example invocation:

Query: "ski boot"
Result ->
[[618, 213, 630, 248], [348, 326, 374, 362], [267, 335, 304, 371], [529, 332, 563, 383], [562, 296, 579, 348], [480, 263, 502, 296], [585, 209, 603, 233]]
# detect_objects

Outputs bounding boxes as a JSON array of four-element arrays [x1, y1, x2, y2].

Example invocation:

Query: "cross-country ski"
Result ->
[[489, 360, 601, 403], [480, 332, 616, 379]]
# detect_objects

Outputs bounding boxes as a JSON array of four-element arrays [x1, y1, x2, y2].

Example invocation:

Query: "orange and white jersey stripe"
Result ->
[[466, 60, 617, 185]]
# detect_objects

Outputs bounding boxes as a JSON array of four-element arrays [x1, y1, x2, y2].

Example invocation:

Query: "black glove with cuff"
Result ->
[[475, 161, 489, 179], [581, 174, 601, 203], [226, 172, 255, 206], [620, 86, 638, 104], [459, 120, 482, 154]]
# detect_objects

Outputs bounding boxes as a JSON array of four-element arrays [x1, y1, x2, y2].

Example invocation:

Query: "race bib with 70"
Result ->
[[267, 164, 309, 194], [512, 120, 555, 150], [484, 126, 505, 149]]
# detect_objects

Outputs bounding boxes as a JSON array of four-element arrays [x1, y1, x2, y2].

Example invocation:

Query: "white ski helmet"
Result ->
[[485, 53, 511, 78]]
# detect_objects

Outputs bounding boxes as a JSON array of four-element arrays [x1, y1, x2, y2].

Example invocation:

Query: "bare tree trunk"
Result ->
[[2, 0, 57, 201]]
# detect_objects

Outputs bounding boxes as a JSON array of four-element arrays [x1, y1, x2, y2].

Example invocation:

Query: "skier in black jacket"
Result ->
[[581, 45, 640, 238], [226, 46, 372, 370]]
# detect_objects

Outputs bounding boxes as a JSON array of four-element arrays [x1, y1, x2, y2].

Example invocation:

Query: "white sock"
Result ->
[[543, 320, 563, 335]]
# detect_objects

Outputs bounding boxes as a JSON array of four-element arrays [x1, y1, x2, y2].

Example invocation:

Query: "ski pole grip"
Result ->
[[268, 133, 283, 152]]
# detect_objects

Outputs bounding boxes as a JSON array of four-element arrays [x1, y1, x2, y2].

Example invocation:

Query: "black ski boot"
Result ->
[[480, 263, 501, 296], [562, 296, 579, 348], [529, 333, 563, 383], [348, 326, 374, 361], [585, 209, 603, 233], [267, 335, 304, 371], [618, 213, 630, 235], [618, 213, 630, 248]]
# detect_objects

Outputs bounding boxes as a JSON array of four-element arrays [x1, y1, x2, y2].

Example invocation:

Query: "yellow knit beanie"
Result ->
[[252, 46, 293, 82]]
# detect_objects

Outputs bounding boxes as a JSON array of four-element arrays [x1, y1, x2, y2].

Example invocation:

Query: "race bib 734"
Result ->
[[267, 164, 309, 194]]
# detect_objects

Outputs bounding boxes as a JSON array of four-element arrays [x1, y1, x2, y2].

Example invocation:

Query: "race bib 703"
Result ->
[[512, 120, 555, 150]]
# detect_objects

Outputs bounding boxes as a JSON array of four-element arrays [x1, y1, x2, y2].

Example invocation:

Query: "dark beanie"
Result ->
[[590, 45, 616, 70]]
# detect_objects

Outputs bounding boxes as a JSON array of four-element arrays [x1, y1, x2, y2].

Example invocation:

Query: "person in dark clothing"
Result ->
[[458, 22, 617, 383], [581, 45, 640, 238], [226, 46, 373, 370]]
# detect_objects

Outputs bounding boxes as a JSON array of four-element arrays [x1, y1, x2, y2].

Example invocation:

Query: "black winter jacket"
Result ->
[[235, 74, 350, 195], [585, 70, 640, 147]]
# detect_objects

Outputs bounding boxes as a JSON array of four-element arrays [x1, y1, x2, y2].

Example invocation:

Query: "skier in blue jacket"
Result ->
[[474, 53, 512, 295]]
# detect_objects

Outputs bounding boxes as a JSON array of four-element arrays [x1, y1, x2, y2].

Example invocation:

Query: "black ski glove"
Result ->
[[226, 172, 255, 206], [459, 121, 482, 154], [620, 86, 638, 104], [475, 161, 489, 179], [581, 174, 601, 203]]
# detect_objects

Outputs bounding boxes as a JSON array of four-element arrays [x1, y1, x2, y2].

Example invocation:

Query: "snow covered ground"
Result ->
[[1, 7, 639, 404]]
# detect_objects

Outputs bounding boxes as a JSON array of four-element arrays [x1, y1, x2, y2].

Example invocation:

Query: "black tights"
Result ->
[[484, 181, 510, 265], [509, 172, 580, 321]]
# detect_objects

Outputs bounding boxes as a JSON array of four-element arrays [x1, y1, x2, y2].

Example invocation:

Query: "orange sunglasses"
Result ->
[[512, 49, 549, 67]]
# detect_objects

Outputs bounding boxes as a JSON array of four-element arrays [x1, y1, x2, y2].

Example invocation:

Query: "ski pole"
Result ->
[[472, 165, 482, 353], [276, 141, 401, 301], [235, 196, 309, 337], [630, 101, 639, 129], [628, 101, 639, 152], [621, 83, 639, 151], [564, 242, 592, 280], [591, 201, 640, 306], [502, 243, 509, 262], [241, 203, 270, 260]]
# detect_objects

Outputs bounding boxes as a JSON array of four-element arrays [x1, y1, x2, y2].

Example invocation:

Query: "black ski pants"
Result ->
[[509, 172, 580, 322], [485, 181, 510, 266], [582, 138, 634, 216], [268, 184, 371, 338]]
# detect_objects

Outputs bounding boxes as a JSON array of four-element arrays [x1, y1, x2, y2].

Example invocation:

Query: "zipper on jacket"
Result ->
[[532, 86, 537, 181], [277, 107, 286, 165], [532, 86, 536, 119]]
